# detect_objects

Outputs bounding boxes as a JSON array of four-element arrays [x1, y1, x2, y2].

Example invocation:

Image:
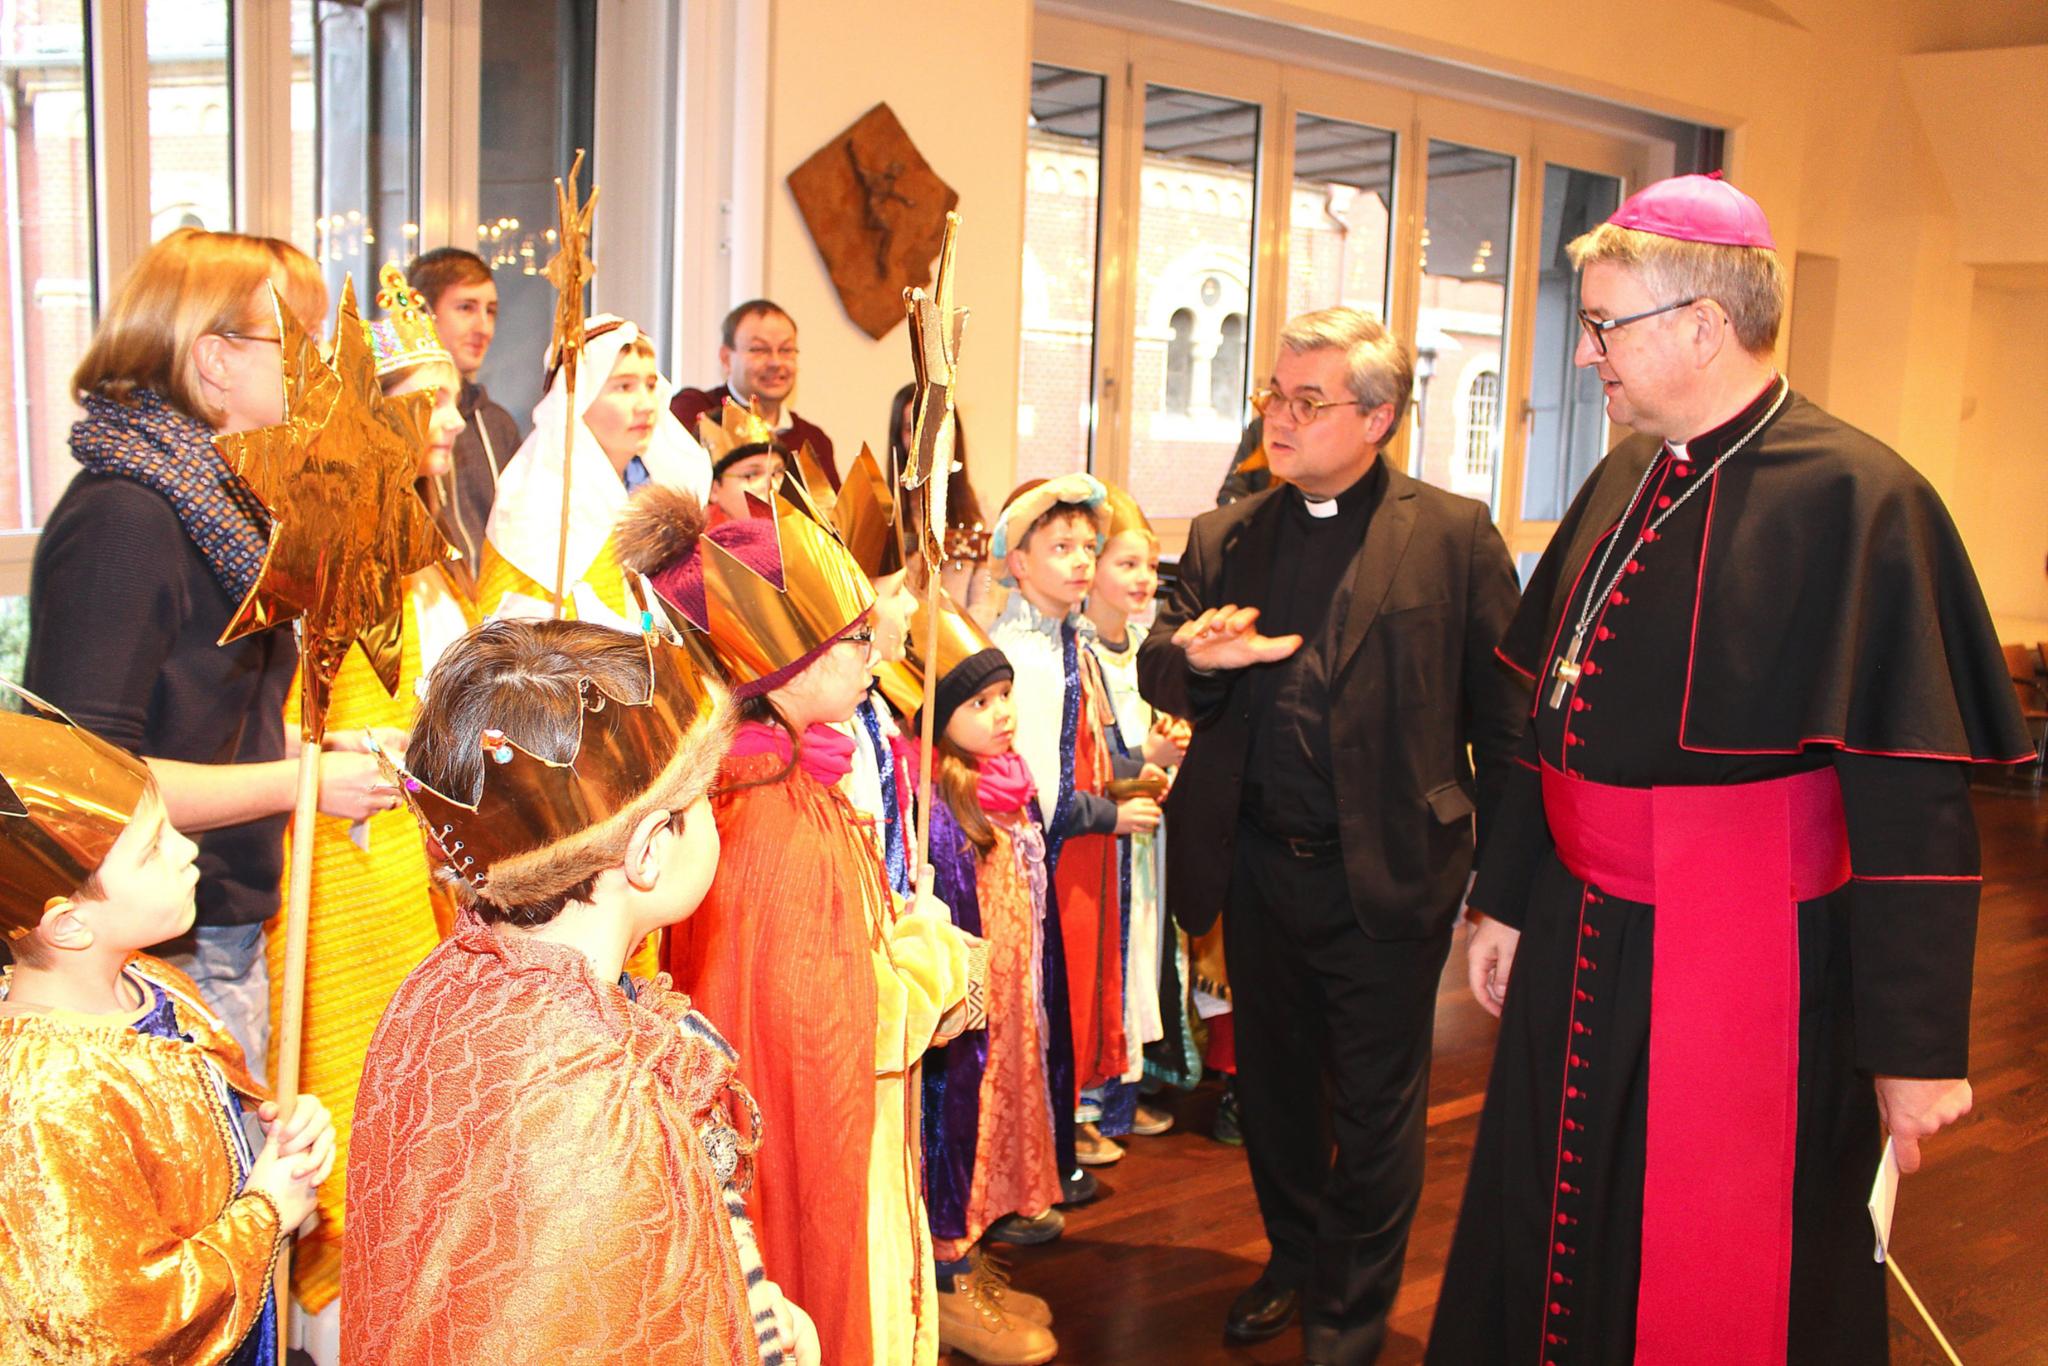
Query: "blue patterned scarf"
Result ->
[[69, 390, 271, 602]]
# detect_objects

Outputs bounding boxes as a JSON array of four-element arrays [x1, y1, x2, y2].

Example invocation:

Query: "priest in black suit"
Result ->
[[1139, 307, 1524, 1364]]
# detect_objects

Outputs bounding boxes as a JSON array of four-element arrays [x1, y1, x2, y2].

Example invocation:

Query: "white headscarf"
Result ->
[[485, 316, 712, 591]]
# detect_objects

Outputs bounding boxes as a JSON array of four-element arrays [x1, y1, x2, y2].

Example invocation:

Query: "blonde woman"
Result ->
[[22, 229, 392, 1068]]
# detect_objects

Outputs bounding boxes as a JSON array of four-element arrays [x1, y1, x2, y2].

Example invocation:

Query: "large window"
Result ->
[[1127, 85, 1261, 521], [1287, 112, 1395, 322], [1016, 62, 1106, 486], [305, 0, 421, 315], [0, 0, 665, 634], [1522, 163, 1623, 524], [2, 1, 95, 537], [475, 0, 597, 430], [146, 0, 233, 240], [1414, 139, 1514, 512], [1033, 15, 1684, 554]]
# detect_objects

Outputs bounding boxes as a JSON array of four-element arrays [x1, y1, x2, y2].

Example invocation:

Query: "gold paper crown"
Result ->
[[1102, 482, 1154, 544], [832, 445, 907, 578], [875, 586, 997, 718], [0, 683, 153, 940], [698, 396, 784, 475], [366, 262, 453, 377], [381, 628, 728, 903], [701, 490, 877, 694]]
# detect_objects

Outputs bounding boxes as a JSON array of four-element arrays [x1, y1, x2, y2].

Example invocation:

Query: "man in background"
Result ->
[[672, 299, 838, 488]]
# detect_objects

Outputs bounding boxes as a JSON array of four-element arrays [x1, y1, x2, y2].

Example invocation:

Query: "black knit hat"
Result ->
[[930, 648, 1013, 739]]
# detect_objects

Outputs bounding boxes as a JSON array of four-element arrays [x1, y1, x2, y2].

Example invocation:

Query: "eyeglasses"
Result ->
[[215, 331, 283, 346], [1575, 298, 1698, 356], [1250, 387, 1365, 427]]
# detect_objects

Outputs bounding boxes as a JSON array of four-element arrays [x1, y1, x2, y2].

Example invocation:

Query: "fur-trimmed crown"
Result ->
[[377, 629, 730, 905], [0, 682, 153, 939], [618, 484, 875, 699]]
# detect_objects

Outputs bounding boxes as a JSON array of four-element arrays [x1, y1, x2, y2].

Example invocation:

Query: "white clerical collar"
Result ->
[[1668, 439, 1690, 461], [1301, 493, 1341, 520]]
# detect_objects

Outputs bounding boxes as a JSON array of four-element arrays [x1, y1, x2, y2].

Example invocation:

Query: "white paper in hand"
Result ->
[[1867, 1136, 1901, 1263]]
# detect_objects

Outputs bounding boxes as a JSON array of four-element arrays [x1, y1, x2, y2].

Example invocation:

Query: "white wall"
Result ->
[[1952, 277, 2048, 643], [754, 0, 1030, 513]]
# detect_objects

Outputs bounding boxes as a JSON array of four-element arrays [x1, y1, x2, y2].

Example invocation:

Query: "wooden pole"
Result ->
[[552, 368, 578, 618], [912, 561, 945, 889], [271, 738, 321, 1364]]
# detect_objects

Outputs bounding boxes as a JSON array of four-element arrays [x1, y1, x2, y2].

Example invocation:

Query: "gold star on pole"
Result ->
[[543, 148, 599, 392], [542, 148, 600, 613], [901, 211, 967, 566], [214, 277, 451, 742]]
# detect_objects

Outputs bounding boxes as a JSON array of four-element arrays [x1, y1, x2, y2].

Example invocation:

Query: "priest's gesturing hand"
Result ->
[[1874, 1076, 1973, 1174], [1173, 604, 1303, 673]]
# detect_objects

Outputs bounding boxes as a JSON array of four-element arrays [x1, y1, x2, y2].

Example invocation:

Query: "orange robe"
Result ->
[[0, 957, 284, 1364], [341, 924, 764, 1364], [1056, 653, 1128, 1094], [670, 750, 971, 1366]]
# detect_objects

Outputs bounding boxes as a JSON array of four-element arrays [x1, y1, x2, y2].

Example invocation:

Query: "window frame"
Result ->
[[0, 0, 682, 602]]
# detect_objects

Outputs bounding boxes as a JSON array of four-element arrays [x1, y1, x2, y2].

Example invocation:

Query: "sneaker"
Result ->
[[983, 1208, 1065, 1246], [937, 1272, 1058, 1365], [1075, 1121, 1125, 1166], [971, 1246, 1055, 1326], [1057, 1167, 1101, 1207], [1129, 1101, 1175, 1136], [1211, 1082, 1244, 1147]]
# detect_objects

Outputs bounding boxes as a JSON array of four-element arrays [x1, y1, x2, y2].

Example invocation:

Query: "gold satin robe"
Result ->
[[0, 956, 284, 1365]]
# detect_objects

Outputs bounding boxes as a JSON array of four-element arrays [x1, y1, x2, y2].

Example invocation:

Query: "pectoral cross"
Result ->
[[1549, 628, 1586, 709]]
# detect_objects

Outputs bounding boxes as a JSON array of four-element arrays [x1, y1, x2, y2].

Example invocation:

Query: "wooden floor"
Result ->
[[988, 788, 2048, 1365]]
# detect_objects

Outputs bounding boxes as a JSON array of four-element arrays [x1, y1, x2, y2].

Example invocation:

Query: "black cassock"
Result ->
[[1428, 382, 2031, 1366]]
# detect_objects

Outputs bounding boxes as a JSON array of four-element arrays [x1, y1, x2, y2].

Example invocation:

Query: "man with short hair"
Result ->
[[1139, 306, 1524, 1363], [1429, 175, 2031, 1365], [407, 247, 521, 593], [672, 299, 839, 488]]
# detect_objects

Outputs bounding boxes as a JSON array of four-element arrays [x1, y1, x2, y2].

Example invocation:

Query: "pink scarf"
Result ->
[[730, 719, 857, 788], [974, 749, 1036, 813]]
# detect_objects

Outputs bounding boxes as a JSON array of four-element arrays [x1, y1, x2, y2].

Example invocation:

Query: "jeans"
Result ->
[[157, 920, 271, 1084]]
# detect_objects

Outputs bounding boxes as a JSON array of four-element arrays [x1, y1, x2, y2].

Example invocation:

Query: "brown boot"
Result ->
[[937, 1271, 1058, 1365], [971, 1245, 1054, 1327]]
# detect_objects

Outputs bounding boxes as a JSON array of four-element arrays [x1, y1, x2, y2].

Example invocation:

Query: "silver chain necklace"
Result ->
[[1548, 377, 1789, 709]]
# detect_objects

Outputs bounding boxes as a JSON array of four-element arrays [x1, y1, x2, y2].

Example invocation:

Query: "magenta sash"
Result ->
[[1541, 762, 1850, 1366]]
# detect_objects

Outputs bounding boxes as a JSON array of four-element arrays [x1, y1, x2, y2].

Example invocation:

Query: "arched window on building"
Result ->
[[1212, 312, 1246, 416], [1463, 367, 1501, 483], [1165, 308, 1195, 414]]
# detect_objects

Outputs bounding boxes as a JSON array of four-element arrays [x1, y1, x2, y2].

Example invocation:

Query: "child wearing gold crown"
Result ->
[[0, 685, 335, 1364], [885, 590, 1064, 1365], [701, 395, 793, 525], [260, 264, 476, 1339], [340, 616, 815, 1364], [618, 484, 976, 1366]]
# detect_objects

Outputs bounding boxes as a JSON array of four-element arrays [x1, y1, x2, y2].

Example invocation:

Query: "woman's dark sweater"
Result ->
[[25, 473, 295, 928]]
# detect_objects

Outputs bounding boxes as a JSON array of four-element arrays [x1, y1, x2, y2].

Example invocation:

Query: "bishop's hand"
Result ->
[[1874, 1075, 1972, 1174], [1173, 604, 1302, 673]]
